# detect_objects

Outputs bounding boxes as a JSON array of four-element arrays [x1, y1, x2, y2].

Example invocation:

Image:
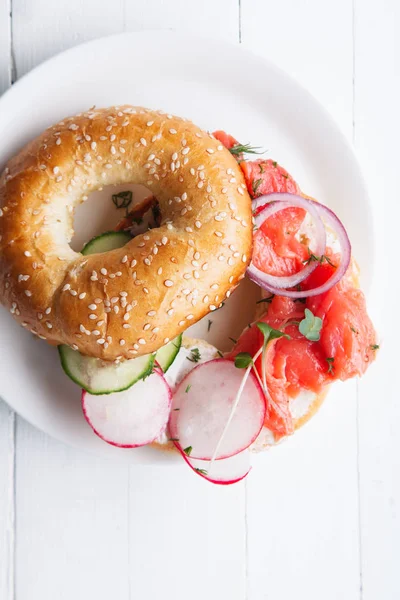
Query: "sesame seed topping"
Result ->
[[123, 324, 131, 329], [147, 121, 154, 127], [167, 308, 174, 316], [238, 187, 244, 195], [186, 314, 194, 320], [147, 310, 156, 316], [89, 314, 97, 320], [130, 259, 137, 268], [25, 290, 32, 297], [164, 279, 173, 287], [70, 290, 77, 296], [182, 147, 190, 155], [24, 251, 31, 257], [97, 320, 104, 326], [92, 330, 100, 336], [209, 305, 217, 311], [206, 148, 214, 154], [88, 304, 97, 310], [164, 338, 170, 344], [179, 320, 185, 326], [46, 322, 53, 329], [242, 254, 247, 262], [120, 339, 126, 346], [138, 338, 146, 345], [169, 129, 177, 135], [143, 324, 151, 331], [97, 339, 105, 345]]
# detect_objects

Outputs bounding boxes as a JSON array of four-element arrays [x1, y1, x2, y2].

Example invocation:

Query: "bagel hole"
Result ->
[[70, 183, 159, 252]]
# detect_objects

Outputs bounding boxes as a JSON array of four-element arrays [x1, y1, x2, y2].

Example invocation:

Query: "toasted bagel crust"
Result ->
[[0, 106, 252, 360]]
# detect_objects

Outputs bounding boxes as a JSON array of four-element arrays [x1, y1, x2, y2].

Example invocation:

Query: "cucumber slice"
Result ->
[[155, 335, 182, 372], [81, 231, 131, 255], [58, 345, 155, 394]]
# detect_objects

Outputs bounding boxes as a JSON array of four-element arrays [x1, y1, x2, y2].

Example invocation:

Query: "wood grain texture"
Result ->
[[354, 1, 398, 598], [0, 0, 11, 93], [241, 2, 360, 598], [127, 466, 246, 600], [124, 0, 239, 41], [0, 405, 15, 600], [15, 420, 130, 600], [241, 0, 354, 139], [12, 0, 125, 78]]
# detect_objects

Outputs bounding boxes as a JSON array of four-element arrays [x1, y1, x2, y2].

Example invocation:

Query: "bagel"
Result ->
[[0, 106, 252, 360]]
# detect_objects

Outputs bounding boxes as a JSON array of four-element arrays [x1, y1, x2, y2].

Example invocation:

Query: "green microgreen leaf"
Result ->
[[234, 352, 253, 369], [299, 308, 323, 342]]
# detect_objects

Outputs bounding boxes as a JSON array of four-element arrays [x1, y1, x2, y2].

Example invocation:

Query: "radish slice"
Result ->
[[180, 446, 251, 485], [169, 359, 265, 460], [82, 371, 171, 448]]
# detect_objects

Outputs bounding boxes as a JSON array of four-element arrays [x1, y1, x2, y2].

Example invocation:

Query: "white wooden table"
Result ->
[[0, 1, 395, 599]]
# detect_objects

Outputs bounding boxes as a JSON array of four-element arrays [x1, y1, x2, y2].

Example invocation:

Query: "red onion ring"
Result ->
[[248, 193, 326, 290], [247, 193, 351, 298]]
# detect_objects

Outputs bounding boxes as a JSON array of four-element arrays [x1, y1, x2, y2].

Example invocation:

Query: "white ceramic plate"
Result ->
[[0, 31, 373, 463]]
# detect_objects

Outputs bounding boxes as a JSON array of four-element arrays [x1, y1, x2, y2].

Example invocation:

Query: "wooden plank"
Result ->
[[0, 404, 15, 600], [0, 0, 11, 94], [127, 467, 246, 600], [12, 0, 125, 78], [354, 1, 399, 598], [241, 1, 360, 598], [124, 0, 239, 42], [241, 0, 354, 139], [14, 419, 131, 600]]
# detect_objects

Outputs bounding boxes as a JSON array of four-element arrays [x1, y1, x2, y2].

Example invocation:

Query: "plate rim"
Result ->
[[0, 30, 376, 461]]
